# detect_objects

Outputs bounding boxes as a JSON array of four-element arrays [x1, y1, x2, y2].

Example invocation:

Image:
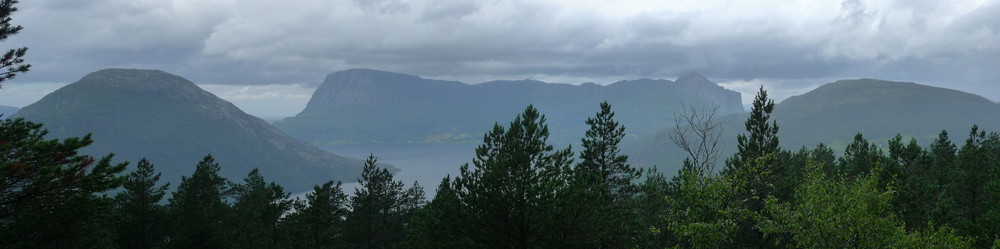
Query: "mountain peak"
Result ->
[[78, 68, 195, 90], [15, 69, 370, 192], [675, 72, 712, 85]]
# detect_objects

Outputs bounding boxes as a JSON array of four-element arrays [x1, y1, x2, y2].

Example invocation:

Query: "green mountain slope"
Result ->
[[275, 69, 744, 147], [13, 69, 376, 192], [630, 79, 1000, 174]]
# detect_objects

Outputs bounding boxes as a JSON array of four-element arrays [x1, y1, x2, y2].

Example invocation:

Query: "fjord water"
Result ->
[[318, 143, 479, 198]]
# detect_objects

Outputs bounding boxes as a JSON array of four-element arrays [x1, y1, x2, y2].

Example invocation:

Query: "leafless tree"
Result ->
[[668, 104, 724, 175]]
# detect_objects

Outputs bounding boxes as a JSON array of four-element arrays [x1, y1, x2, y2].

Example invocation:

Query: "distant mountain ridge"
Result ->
[[14, 69, 375, 192], [0, 105, 16, 117], [275, 69, 743, 147], [629, 78, 1000, 173]]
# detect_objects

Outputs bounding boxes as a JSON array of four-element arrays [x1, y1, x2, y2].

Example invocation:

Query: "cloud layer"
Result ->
[[7, 0, 1000, 101]]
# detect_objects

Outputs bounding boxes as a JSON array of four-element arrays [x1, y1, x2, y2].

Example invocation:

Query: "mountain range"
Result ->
[[274, 69, 743, 147], [13, 69, 375, 192], [628, 79, 1000, 173]]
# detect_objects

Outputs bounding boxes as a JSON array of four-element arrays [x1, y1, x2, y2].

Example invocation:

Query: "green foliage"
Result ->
[[280, 181, 349, 249], [114, 158, 170, 249], [722, 86, 781, 247], [0, 118, 127, 220], [761, 161, 974, 248], [166, 155, 231, 249], [0, 118, 124, 248], [663, 163, 745, 249], [634, 168, 673, 248], [556, 101, 642, 248], [453, 105, 574, 248], [228, 168, 293, 249], [0, 0, 30, 87], [405, 176, 475, 249], [344, 154, 424, 249], [838, 133, 888, 177]]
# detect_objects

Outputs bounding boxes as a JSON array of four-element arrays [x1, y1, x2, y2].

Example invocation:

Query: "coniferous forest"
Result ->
[[3, 88, 1000, 248], [3, 1, 1000, 248]]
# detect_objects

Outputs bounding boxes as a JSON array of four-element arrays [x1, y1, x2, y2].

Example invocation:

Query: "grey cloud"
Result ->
[[5, 0, 1000, 103], [421, 0, 480, 21]]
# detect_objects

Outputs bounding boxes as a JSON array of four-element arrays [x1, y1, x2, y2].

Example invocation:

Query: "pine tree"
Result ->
[[0, 118, 126, 248], [280, 181, 349, 249], [405, 176, 473, 249], [344, 154, 422, 249], [721, 86, 781, 247], [724, 86, 780, 174], [114, 158, 170, 249], [0, 0, 30, 87], [229, 168, 292, 249], [454, 105, 573, 249], [0, 118, 127, 220], [166, 155, 230, 249], [838, 133, 886, 178], [562, 101, 640, 248]]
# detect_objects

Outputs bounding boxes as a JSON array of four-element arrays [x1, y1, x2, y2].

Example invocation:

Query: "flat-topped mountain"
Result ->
[[629, 79, 1000, 173], [14, 69, 375, 192], [275, 69, 743, 147]]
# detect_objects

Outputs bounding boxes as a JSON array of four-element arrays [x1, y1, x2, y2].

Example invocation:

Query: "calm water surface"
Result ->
[[307, 143, 479, 199]]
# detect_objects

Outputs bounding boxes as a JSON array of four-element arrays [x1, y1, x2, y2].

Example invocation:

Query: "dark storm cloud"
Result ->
[[5, 0, 1000, 100]]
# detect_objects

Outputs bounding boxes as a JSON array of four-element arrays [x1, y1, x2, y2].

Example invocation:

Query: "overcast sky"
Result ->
[[2, 0, 999, 118]]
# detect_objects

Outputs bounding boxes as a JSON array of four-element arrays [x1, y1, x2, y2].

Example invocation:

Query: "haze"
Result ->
[[3, 0, 1000, 119]]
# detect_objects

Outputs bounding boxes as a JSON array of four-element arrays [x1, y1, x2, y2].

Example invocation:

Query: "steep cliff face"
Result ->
[[14, 69, 374, 192], [275, 69, 744, 147]]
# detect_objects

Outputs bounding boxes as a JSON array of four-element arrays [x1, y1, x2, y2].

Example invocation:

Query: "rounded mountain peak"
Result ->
[[76, 68, 199, 92]]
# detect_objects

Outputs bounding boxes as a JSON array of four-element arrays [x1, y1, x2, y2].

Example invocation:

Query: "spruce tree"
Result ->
[[838, 133, 886, 178], [564, 101, 640, 248], [280, 181, 349, 249], [114, 158, 170, 249], [405, 176, 473, 249], [455, 105, 573, 249], [721, 86, 781, 248], [166, 155, 230, 249], [229, 168, 292, 249], [344, 154, 422, 249]]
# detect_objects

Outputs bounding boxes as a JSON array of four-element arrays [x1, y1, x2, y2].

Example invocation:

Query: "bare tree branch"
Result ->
[[668, 103, 724, 175]]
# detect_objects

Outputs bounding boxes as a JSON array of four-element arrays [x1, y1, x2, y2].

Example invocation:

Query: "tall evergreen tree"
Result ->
[[229, 168, 292, 249], [166, 155, 230, 249], [724, 86, 780, 174], [721, 86, 781, 248], [114, 158, 170, 249], [344, 154, 422, 249], [561, 101, 641, 248], [949, 125, 999, 244], [454, 105, 573, 249], [838, 133, 887, 178], [280, 181, 349, 249]]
